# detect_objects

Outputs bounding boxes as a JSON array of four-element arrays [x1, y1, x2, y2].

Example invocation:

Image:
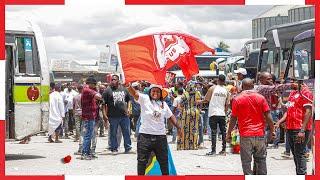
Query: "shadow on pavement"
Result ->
[[5, 154, 46, 161]]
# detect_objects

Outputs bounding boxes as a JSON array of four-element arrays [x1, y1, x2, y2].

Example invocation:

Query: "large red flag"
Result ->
[[117, 27, 215, 85]]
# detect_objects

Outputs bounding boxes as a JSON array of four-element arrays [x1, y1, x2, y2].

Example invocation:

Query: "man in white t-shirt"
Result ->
[[198, 74, 230, 156], [234, 68, 247, 92]]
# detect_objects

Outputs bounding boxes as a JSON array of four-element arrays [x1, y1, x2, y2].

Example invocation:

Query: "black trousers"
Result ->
[[287, 130, 310, 175], [209, 116, 226, 152], [131, 115, 139, 132], [67, 110, 74, 132], [137, 133, 168, 175]]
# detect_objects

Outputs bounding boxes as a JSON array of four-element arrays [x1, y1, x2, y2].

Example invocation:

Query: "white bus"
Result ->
[[5, 18, 50, 140]]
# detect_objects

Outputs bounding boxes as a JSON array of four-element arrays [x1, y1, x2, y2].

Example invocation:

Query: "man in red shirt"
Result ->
[[81, 77, 102, 160], [275, 83, 313, 175], [227, 78, 275, 175]]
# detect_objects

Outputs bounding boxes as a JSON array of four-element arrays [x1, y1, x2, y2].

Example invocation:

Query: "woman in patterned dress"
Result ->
[[177, 82, 201, 150]]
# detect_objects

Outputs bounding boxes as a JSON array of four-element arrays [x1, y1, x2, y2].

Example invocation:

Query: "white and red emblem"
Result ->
[[154, 34, 190, 69]]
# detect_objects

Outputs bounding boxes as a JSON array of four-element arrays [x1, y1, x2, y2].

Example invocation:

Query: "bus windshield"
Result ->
[[293, 40, 312, 79]]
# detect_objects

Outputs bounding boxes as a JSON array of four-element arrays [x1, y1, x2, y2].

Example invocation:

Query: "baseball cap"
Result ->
[[149, 84, 163, 91], [234, 68, 247, 75], [132, 82, 140, 87]]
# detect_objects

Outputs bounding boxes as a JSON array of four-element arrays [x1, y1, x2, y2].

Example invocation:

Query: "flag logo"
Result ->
[[154, 34, 190, 69]]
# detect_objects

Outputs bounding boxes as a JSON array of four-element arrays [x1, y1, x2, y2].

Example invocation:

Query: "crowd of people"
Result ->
[[48, 68, 314, 175]]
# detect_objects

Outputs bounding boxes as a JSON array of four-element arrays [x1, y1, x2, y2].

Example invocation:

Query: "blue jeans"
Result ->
[[204, 110, 211, 137], [82, 120, 95, 156], [109, 116, 132, 151], [198, 111, 204, 145], [171, 112, 180, 142], [285, 133, 291, 154], [265, 110, 280, 145], [135, 117, 141, 138]]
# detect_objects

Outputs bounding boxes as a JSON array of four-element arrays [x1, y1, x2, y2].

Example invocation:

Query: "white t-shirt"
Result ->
[[138, 93, 173, 135], [172, 95, 182, 108], [64, 89, 78, 110], [208, 85, 229, 117]]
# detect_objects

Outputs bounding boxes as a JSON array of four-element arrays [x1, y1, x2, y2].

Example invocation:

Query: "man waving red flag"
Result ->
[[117, 27, 215, 85]]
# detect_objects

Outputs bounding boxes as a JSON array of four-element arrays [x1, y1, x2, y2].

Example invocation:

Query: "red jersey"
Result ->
[[81, 87, 98, 120], [231, 90, 270, 137], [286, 87, 313, 130]]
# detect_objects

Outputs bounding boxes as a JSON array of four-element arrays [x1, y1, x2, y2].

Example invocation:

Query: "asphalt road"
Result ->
[[5, 134, 313, 175]]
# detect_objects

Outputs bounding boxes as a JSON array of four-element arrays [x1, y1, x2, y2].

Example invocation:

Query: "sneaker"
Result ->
[[206, 151, 216, 156], [80, 155, 92, 160], [90, 154, 98, 159], [48, 138, 54, 143], [124, 148, 135, 154], [218, 150, 227, 156], [80, 155, 85, 160], [111, 150, 118, 155], [74, 151, 82, 155], [90, 149, 96, 156]]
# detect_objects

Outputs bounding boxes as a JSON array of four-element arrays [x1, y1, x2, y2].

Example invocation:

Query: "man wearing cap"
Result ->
[[81, 76, 102, 160], [102, 74, 132, 154], [234, 68, 247, 92]]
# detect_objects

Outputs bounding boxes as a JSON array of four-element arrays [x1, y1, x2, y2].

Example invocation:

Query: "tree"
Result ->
[[217, 41, 230, 52]]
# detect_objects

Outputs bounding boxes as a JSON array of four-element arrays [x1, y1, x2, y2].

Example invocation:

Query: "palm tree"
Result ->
[[217, 41, 230, 52]]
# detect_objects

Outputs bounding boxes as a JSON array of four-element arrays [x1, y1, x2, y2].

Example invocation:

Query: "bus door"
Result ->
[[5, 44, 15, 139], [14, 36, 42, 139]]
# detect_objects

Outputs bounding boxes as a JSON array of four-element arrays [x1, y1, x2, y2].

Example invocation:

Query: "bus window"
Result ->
[[16, 36, 40, 75], [293, 40, 312, 79], [260, 50, 269, 72]]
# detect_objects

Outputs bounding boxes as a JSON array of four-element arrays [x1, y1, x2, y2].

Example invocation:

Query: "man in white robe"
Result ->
[[48, 83, 65, 143]]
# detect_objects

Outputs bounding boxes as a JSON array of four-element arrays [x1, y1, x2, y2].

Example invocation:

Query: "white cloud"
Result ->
[[6, 1, 271, 61], [45, 36, 99, 60]]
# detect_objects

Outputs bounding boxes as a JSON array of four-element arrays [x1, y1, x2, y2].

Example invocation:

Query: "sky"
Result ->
[[6, 0, 271, 61]]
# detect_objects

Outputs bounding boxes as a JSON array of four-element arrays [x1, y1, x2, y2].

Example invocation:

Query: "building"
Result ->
[[288, 5, 315, 23], [51, 59, 108, 83], [252, 5, 314, 49]]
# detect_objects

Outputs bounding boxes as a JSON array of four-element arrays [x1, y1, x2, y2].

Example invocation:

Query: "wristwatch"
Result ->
[[299, 129, 305, 133]]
